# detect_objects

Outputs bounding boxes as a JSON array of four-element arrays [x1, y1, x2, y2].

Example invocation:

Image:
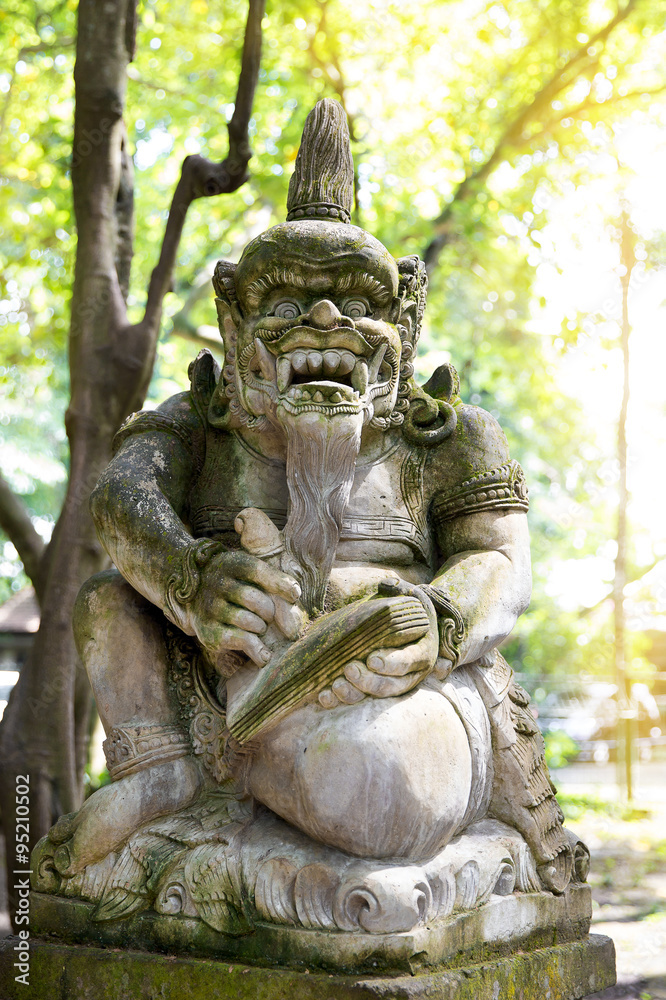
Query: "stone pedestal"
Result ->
[[0, 933, 616, 1000], [28, 885, 594, 974], [0, 884, 615, 998]]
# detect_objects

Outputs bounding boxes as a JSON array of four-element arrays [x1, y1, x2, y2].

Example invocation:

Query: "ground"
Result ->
[[557, 759, 666, 1000]]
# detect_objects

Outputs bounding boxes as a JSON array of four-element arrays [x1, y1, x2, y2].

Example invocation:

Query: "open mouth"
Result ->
[[250, 340, 394, 405], [235, 326, 399, 417]]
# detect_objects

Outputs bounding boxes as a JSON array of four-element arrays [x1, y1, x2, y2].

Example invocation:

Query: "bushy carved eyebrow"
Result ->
[[244, 268, 307, 306], [335, 272, 393, 305], [243, 267, 393, 309]]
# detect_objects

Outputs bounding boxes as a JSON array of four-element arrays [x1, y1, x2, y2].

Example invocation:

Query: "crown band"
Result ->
[[286, 201, 351, 224]]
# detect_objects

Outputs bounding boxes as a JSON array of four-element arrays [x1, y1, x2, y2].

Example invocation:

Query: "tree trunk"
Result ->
[[0, 0, 264, 930], [613, 210, 635, 801], [0, 0, 139, 925]]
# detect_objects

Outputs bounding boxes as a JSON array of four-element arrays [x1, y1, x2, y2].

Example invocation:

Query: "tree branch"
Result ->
[[170, 320, 222, 349], [526, 83, 666, 143], [133, 0, 265, 348], [422, 0, 639, 273], [114, 125, 135, 303], [0, 473, 46, 602]]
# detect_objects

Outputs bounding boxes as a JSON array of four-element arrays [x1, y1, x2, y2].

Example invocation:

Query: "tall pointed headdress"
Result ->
[[286, 99, 354, 224], [212, 97, 457, 445]]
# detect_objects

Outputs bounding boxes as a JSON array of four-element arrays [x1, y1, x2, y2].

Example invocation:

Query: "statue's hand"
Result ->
[[186, 550, 301, 669], [318, 584, 439, 709]]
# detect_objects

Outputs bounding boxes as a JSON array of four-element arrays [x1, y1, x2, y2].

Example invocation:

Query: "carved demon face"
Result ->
[[216, 221, 406, 430]]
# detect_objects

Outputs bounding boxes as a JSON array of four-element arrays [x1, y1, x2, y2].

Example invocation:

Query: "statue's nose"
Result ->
[[305, 299, 344, 329]]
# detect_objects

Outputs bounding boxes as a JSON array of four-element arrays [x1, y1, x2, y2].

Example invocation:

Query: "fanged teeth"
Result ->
[[368, 343, 387, 384], [290, 385, 358, 405], [280, 348, 357, 383], [351, 359, 369, 394], [255, 338, 277, 382], [277, 356, 292, 392]]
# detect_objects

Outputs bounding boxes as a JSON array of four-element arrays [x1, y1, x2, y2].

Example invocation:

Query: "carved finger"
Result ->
[[224, 550, 301, 603], [318, 688, 340, 710], [218, 603, 268, 635], [273, 596, 307, 640], [222, 579, 275, 622], [344, 661, 426, 699], [433, 657, 454, 681], [205, 626, 271, 668], [331, 675, 366, 704], [366, 634, 436, 678]]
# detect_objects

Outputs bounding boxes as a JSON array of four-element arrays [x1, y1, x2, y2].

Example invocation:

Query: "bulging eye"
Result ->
[[273, 300, 301, 320], [342, 298, 369, 320]]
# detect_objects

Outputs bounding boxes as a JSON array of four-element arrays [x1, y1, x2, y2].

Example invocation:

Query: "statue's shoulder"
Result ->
[[421, 371, 528, 524], [421, 361, 510, 476], [113, 350, 221, 456], [449, 401, 511, 469]]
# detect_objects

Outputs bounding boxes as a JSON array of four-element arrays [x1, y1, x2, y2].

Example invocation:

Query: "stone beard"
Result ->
[[279, 403, 364, 614]]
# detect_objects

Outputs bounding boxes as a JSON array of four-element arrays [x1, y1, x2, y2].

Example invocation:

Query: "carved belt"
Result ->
[[190, 506, 430, 561]]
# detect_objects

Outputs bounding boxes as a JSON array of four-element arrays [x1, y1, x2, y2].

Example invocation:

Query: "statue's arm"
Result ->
[[422, 401, 531, 671], [90, 393, 301, 666], [90, 394, 202, 621], [431, 508, 531, 668]]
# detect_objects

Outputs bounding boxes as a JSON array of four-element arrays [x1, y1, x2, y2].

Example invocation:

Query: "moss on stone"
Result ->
[[0, 934, 616, 1000]]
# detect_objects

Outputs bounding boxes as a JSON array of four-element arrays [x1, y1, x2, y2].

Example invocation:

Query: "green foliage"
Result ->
[[543, 729, 579, 769], [1, 0, 665, 691], [557, 791, 651, 823], [83, 765, 111, 799]]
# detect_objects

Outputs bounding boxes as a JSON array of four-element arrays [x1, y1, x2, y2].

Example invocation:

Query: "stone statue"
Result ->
[[32, 100, 596, 972]]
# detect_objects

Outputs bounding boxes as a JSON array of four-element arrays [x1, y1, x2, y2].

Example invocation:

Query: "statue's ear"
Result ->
[[395, 256, 428, 348], [212, 259, 243, 354]]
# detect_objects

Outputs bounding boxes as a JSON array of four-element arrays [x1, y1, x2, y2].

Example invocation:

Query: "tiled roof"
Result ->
[[0, 587, 40, 633]]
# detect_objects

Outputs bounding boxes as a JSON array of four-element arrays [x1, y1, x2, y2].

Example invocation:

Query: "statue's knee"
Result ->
[[294, 694, 473, 858], [74, 571, 175, 727], [73, 570, 144, 648], [251, 690, 475, 860]]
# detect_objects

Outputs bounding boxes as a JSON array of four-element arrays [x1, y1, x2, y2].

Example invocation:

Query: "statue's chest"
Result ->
[[342, 440, 430, 563], [187, 432, 289, 544], [187, 430, 430, 562]]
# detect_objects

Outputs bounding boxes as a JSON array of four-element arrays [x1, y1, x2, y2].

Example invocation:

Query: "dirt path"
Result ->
[[556, 763, 666, 1000]]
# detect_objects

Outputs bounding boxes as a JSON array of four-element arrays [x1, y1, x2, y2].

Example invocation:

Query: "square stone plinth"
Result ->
[[0, 933, 615, 1000], [29, 885, 595, 975]]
